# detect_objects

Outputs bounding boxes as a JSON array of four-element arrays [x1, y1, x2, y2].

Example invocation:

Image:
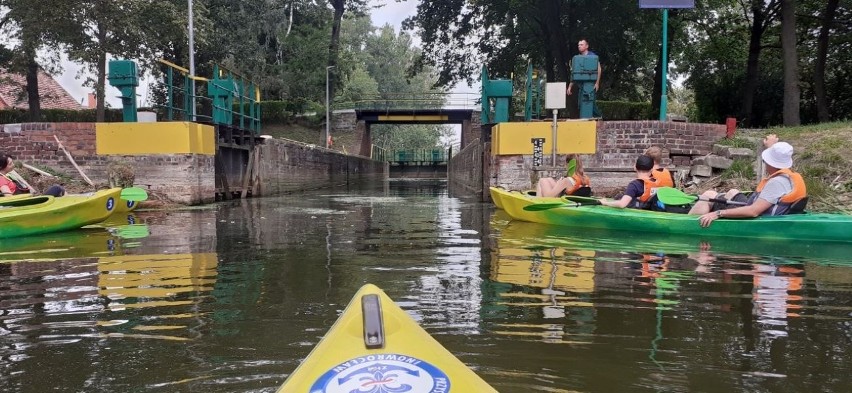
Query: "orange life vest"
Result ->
[[751, 168, 807, 215], [630, 177, 658, 209], [565, 173, 591, 195], [653, 168, 674, 188]]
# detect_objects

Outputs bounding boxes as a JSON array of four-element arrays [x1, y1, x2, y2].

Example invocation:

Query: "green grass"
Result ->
[[720, 159, 755, 180], [767, 121, 852, 138], [716, 136, 754, 148]]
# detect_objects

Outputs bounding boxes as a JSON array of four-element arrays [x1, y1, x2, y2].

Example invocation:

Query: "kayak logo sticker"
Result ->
[[106, 197, 115, 211], [310, 354, 450, 393]]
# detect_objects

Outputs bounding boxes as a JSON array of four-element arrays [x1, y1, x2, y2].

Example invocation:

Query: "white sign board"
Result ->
[[545, 82, 567, 109]]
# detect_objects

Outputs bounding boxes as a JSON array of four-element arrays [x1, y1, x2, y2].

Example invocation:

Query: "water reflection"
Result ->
[[1, 186, 851, 392], [490, 213, 852, 391]]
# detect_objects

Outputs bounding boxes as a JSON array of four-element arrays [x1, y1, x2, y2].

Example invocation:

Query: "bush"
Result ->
[[0, 108, 129, 123], [597, 101, 653, 120]]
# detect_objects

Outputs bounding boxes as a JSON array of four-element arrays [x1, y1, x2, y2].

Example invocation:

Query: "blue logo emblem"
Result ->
[[310, 354, 450, 393], [106, 197, 115, 211], [126, 200, 135, 209]]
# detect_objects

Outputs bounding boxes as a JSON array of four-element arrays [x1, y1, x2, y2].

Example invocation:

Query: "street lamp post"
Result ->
[[326, 65, 335, 148], [188, 0, 196, 121]]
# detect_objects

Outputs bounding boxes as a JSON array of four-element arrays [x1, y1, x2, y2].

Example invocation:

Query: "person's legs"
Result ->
[[43, 185, 65, 197], [688, 190, 720, 215], [537, 177, 557, 197]]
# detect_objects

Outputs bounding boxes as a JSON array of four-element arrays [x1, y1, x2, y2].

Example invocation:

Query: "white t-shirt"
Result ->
[[758, 175, 794, 204]]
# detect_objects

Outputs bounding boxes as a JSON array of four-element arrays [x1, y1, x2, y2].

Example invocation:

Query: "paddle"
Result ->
[[523, 196, 601, 211], [566, 158, 577, 177], [656, 187, 746, 206], [120, 187, 149, 202], [563, 195, 601, 204]]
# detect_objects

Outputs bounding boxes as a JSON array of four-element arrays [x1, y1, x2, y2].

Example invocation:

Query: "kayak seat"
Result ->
[[789, 197, 808, 214], [569, 186, 593, 197]]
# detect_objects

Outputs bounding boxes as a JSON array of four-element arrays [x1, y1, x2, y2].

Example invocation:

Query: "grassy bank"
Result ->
[[733, 121, 851, 213]]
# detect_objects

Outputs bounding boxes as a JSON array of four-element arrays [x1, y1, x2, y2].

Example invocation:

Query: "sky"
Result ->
[[52, 0, 477, 108]]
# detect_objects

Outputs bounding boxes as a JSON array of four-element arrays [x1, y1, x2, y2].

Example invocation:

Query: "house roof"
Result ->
[[0, 68, 83, 110]]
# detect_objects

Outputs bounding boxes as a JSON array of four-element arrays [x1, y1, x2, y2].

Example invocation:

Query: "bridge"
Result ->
[[330, 93, 484, 179], [380, 148, 449, 179]]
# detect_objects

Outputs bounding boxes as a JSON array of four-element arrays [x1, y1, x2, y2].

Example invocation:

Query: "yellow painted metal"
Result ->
[[278, 284, 497, 392], [492, 120, 597, 155], [96, 122, 215, 155], [98, 253, 218, 303], [492, 220, 596, 293], [377, 114, 449, 121]]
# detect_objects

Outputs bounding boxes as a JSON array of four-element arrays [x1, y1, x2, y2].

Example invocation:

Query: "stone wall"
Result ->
[[488, 120, 728, 196], [448, 138, 486, 199], [257, 138, 387, 194], [0, 122, 215, 204]]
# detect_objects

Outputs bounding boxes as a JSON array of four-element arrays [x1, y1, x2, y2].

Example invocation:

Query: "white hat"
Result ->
[[761, 142, 794, 169]]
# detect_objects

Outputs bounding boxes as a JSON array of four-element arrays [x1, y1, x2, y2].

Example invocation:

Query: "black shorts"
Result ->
[[711, 192, 750, 211]]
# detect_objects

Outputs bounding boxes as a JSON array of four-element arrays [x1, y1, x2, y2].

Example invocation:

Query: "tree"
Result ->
[[780, 0, 800, 126], [326, 0, 368, 114], [405, 0, 661, 105], [64, 0, 188, 121], [0, 0, 75, 120], [741, 0, 780, 127], [813, 0, 839, 123]]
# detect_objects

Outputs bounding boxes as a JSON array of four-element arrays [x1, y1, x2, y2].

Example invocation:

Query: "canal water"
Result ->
[[1, 181, 850, 392]]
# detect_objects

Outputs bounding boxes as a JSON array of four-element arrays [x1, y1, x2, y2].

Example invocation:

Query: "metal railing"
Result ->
[[388, 148, 448, 163], [154, 60, 261, 133], [334, 93, 480, 111], [156, 59, 212, 122]]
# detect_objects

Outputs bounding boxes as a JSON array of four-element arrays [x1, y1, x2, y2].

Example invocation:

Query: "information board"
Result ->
[[531, 138, 545, 167], [639, 0, 694, 8]]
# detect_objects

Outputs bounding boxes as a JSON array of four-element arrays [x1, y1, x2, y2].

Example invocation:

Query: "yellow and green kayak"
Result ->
[[0, 188, 122, 238], [499, 188, 852, 243], [278, 284, 496, 392]]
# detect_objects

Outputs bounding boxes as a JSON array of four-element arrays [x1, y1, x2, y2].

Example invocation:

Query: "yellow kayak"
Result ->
[[0, 188, 122, 238], [278, 284, 496, 392]]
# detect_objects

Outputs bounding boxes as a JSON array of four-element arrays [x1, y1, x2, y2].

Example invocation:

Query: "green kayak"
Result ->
[[498, 189, 852, 243], [0, 188, 122, 238]]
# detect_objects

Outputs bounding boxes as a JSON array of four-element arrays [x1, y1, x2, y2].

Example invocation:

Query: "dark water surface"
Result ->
[[1, 182, 850, 392]]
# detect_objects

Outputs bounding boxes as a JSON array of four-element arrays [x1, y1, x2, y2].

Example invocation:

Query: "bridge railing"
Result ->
[[334, 93, 479, 110], [389, 148, 448, 163]]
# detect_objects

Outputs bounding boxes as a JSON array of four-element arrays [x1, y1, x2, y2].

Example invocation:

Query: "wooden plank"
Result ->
[[22, 163, 56, 177], [54, 135, 94, 186], [215, 154, 231, 200], [241, 149, 254, 199]]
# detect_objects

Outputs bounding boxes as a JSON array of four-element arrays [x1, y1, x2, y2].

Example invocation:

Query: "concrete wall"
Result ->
[[257, 138, 387, 194], [486, 120, 728, 196], [0, 122, 215, 204], [1, 122, 388, 204], [448, 138, 487, 199]]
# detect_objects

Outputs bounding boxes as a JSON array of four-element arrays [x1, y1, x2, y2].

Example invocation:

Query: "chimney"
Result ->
[[87, 93, 97, 109]]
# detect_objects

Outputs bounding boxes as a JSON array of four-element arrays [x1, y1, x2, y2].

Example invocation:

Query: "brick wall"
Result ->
[[257, 138, 387, 194], [487, 120, 728, 196], [0, 122, 216, 204], [587, 120, 727, 169]]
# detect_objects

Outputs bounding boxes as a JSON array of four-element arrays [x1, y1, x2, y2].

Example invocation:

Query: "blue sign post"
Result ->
[[640, 1, 694, 121]]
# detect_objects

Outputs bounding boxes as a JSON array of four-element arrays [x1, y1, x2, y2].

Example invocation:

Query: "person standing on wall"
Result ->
[[566, 39, 602, 97]]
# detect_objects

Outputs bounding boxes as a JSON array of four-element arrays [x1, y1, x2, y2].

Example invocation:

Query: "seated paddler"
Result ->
[[535, 154, 592, 197], [689, 134, 807, 227], [600, 155, 657, 209], [0, 154, 65, 197]]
